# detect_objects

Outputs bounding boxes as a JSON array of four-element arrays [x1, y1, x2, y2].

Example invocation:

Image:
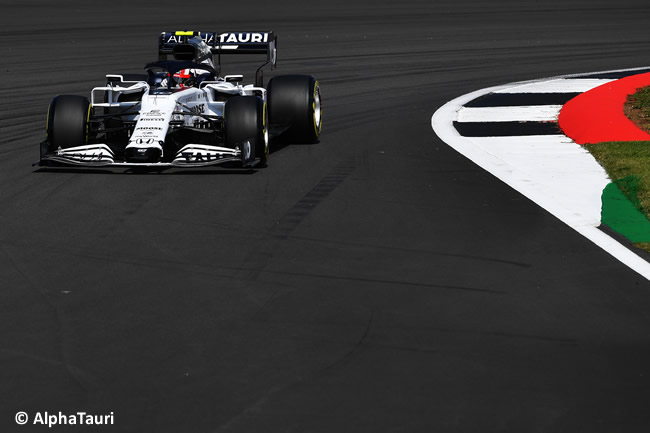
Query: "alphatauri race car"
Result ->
[[38, 31, 322, 169]]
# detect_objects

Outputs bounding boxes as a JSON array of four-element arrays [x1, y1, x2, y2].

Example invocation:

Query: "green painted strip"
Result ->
[[602, 181, 650, 242]]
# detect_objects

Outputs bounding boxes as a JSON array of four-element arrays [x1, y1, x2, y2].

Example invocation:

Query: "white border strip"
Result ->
[[431, 67, 650, 280], [494, 78, 613, 93], [457, 105, 562, 122]]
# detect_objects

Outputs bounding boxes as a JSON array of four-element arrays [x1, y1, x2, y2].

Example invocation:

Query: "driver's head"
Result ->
[[173, 69, 195, 88]]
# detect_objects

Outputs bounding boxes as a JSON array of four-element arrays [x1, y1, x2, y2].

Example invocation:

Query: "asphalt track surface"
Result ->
[[2, 1, 650, 432]]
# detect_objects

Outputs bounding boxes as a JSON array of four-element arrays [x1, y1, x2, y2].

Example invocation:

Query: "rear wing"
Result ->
[[159, 31, 277, 85]]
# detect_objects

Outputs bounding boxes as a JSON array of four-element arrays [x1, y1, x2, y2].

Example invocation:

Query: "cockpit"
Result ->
[[145, 60, 218, 93], [146, 35, 218, 92]]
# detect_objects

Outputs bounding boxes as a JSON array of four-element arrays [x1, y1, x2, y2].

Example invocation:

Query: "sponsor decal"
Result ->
[[59, 151, 106, 161], [189, 105, 205, 114], [135, 126, 162, 131], [79, 153, 105, 161], [139, 118, 165, 122], [165, 32, 268, 46], [165, 32, 216, 45], [177, 95, 197, 104], [135, 138, 156, 145], [201, 33, 216, 44], [180, 151, 222, 162], [219, 32, 269, 44], [165, 34, 182, 44], [57, 145, 113, 162]]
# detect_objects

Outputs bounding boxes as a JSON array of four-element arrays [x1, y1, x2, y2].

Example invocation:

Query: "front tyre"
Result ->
[[268, 75, 322, 143], [224, 96, 268, 167], [44, 95, 91, 158]]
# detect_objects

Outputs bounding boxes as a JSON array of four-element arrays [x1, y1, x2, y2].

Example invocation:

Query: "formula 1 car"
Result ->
[[38, 31, 322, 168]]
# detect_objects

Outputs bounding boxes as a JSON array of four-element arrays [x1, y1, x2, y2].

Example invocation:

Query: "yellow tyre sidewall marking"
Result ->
[[85, 103, 92, 144], [263, 101, 269, 159], [313, 81, 322, 138]]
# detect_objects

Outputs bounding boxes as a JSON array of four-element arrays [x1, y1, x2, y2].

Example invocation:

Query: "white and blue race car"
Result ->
[[39, 31, 322, 169]]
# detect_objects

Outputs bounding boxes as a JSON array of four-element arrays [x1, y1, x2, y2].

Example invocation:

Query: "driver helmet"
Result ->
[[173, 69, 196, 88]]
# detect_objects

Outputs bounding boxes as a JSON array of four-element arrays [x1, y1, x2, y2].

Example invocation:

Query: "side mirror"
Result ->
[[224, 75, 243, 83]]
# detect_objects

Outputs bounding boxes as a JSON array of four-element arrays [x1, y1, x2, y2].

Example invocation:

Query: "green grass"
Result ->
[[586, 141, 650, 251], [630, 85, 650, 119], [584, 85, 650, 252], [585, 141, 650, 213]]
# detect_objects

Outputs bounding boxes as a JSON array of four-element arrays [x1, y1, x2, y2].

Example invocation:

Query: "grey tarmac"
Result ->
[[1, 0, 650, 432]]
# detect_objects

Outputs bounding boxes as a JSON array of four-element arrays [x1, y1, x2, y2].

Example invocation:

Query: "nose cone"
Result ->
[[125, 147, 162, 163]]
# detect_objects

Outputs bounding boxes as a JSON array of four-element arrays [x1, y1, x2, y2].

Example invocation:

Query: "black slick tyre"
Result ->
[[224, 96, 268, 167], [45, 95, 91, 157], [267, 75, 322, 143]]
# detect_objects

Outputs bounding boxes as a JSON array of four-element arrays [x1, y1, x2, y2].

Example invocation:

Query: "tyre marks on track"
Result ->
[[237, 156, 501, 294], [237, 157, 357, 282], [274, 157, 357, 239]]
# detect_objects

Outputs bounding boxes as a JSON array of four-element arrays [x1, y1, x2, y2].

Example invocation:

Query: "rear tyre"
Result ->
[[224, 96, 268, 167], [45, 95, 91, 158], [267, 75, 322, 143]]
